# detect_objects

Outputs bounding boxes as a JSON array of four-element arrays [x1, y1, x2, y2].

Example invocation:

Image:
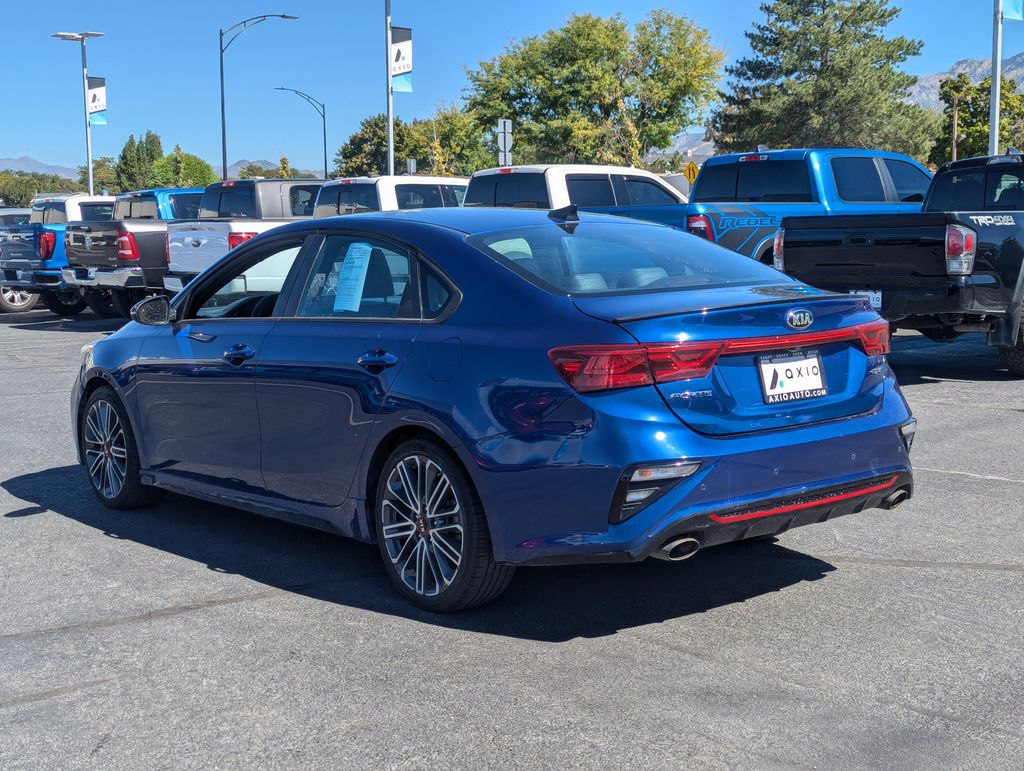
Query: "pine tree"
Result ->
[[709, 0, 936, 161], [114, 135, 141, 191]]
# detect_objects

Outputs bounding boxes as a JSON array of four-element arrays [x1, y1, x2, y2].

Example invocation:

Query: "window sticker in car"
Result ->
[[334, 242, 373, 312]]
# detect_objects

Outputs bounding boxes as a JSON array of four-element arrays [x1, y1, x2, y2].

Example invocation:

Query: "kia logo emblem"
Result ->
[[786, 308, 813, 330]]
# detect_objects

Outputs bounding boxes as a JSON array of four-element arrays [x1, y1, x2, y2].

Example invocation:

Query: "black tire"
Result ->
[[999, 323, 1024, 377], [374, 439, 515, 612], [0, 286, 38, 312], [79, 386, 163, 509], [40, 289, 87, 316], [83, 289, 120, 319], [111, 288, 150, 318]]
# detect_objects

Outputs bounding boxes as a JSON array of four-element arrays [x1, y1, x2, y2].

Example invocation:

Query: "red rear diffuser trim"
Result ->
[[709, 474, 899, 524]]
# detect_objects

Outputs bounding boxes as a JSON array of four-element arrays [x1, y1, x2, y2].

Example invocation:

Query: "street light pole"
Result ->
[[51, 31, 104, 195], [219, 14, 298, 180], [990, 0, 1003, 156], [275, 87, 328, 179], [385, 0, 395, 176]]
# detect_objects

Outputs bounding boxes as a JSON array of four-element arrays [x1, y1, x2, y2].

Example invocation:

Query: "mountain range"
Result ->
[[0, 156, 316, 181], [907, 51, 1024, 112]]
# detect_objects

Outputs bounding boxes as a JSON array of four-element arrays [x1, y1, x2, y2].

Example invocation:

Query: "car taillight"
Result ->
[[39, 231, 55, 260], [945, 223, 976, 275], [686, 214, 714, 241], [549, 320, 892, 394], [116, 229, 139, 260], [228, 231, 256, 250], [773, 228, 785, 271]]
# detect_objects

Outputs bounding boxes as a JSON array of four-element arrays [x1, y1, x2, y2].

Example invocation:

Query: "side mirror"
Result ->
[[131, 294, 174, 326]]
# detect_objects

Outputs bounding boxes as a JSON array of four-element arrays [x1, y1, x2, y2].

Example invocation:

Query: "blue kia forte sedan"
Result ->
[[72, 207, 915, 611]]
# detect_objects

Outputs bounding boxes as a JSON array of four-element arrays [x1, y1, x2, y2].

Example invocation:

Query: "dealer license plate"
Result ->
[[849, 290, 882, 309], [758, 351, 827, 404]]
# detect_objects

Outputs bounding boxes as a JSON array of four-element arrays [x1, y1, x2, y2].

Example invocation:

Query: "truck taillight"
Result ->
[[773, 228, 785, 271], [686, 214, 714, 241], [39, 231, 56, 260], [945, 224, 976, 275], [228, 231, 256, 250], [116, 229, 139, 260]]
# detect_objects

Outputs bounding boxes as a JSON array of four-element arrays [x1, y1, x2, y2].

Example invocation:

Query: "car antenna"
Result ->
[[548, 204, 580, 233]]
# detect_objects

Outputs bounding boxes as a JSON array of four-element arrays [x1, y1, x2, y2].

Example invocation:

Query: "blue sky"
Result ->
[[4, 0, 1024, 172]]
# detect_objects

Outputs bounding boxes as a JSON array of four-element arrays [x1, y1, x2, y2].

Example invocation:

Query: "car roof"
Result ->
[[322, 175, 468, 187], [287, 205, 668, 236], [941, 153, 1024, 172], [118, 187, 205, 196], [471, 164, 660, 177], [702, 148, 919, 165]]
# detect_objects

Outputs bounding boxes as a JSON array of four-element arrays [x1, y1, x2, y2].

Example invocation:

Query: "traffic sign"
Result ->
[[684, 161, 700, 185], [498, 151, 513, 166], [496, 119, 513, 165]]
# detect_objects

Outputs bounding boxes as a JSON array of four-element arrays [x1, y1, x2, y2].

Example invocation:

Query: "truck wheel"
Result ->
[[40, 290, 87, 317], [110, 288, 150, 318], [0, 286, 38, 313], [998, 325, 1024, 377], [83, 289, 120, 319]]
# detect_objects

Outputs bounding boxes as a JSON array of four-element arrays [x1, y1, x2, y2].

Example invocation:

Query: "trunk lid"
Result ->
[[167, 221, 232, 275], [65, 221, 121, 268], [573, 287, 887, 436]]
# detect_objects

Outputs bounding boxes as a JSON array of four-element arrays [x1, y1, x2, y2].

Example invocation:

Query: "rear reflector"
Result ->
[[549, 320, 890, 393], [773, 228, 785, 270], [228, 231, 257, 250], [39, 231, 56, 260], [709, 475, 898, 523], [116, 229, 139, 260]]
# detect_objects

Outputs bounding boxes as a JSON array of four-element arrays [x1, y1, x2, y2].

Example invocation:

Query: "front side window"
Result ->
[[190, 240, 305, 318], [396, 184, 444, 210], [468, 222, 784, 296], [831, 157, 886, 202], [296, 235, 417, 319]]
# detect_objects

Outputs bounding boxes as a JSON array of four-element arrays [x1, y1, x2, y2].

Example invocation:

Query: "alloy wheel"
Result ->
[[1, 286, 35, 309], [83, 399, 128, 500], [381, 455, 464, 597]]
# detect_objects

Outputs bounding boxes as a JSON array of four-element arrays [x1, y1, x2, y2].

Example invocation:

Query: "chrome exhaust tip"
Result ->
[[653, 536, 701, 562], [883, 489, 910, 510]]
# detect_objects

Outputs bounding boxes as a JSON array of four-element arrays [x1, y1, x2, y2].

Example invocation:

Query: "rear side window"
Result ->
[[200, 186, 256, 218], [114, 196, 159, 219], [395, 184, 444, 209], [693, 160, 813, 203], [884, 159, 930, 202], [926, 169, 986, 212], [465, 173, 551, 208], [167, 193, 201, 220], [288, 185, 320, 216], [422, 267, 454, 318], [468, 222, 782, 296], [623, 177, 678, 205], [566, 176, 616, 207], [832, 157, 886, 202]]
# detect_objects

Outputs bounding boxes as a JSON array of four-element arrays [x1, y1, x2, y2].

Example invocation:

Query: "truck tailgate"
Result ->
[[66, 222, 120, 268], [782, 212, 951, 286], [0, 225, 41, 264], [167, 221, 232, 274]]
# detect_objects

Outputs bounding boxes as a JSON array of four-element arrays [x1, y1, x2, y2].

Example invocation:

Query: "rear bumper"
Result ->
[[806, 276, 1001, 321], [61, 266, 146, 289], [0, 263, 66, 291], [163, 272, 197, 293]]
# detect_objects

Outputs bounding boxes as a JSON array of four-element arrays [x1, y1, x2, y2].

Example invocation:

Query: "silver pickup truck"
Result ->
[[164, 178, 322, 293]]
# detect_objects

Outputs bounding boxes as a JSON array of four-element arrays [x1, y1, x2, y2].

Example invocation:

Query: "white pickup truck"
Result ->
[[312, 175, 467, 217], [164, 178, 322, 293]]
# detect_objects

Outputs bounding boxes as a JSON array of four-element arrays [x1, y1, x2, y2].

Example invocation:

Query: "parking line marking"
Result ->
[[914, 467, 1024, 485], [0, 677, 116, 711]]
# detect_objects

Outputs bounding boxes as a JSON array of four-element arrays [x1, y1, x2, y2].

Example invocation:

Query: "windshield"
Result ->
[[467, 222, 788, 296]]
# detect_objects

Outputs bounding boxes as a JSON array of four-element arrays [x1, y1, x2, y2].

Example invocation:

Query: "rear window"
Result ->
[[693, 160, 814, 203], [395, 183, 444, 209], [467, 222, 783, 296], [566, 176, 616, 207], [313, 183, 381, 218], [884, 159, 930, 202], [831, 157, 886, 202], [0, 212, 29, 225], [114, 195, 159, 220], [79, 203, 114, 220], [985, 171, 1024, 209], [200, 185, 255, 218], [167, 192, 201, 220], [464, 173, 551, 208], [31, 202, 68, 224], [926, 169, 987, 212]]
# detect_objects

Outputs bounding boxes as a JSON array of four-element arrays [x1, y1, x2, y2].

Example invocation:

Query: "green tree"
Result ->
[[115, 135, 143, 191], [464, 10, 723, 165], [0, 170, 79, 206], [709, 0, 935, 161], [139, 130, 163, 176], [150, 146, 217, 188], [78, 156, 118, 193], [333, 114, 413, 177], [238, 162, 274, 179], [929, 74, 1024, 165], [406, 102, 492, 176]]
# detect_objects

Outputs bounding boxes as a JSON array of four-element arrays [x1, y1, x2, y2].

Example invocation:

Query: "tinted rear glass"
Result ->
[[566, 176, 616, 207], [0, 212, 30, 225], [200, 185, 255, 218], [114, 195, 159, 219], [624, 177, 678, 205], [693, 160, 813, 203], [467, 222, 782, 296], [926, 168, 986, 212], [884, 159, 931, 202], [313, 183, 381, 217], [985, 171, 1024, 209], [167, 192, 202, 219], [31, 202, 67, 224], [79, 203, 114, 220], [831, 157, 886, 202], [395, 183, 444, 209], [465, 173, 551, 208], [289, 185, 319, 216]]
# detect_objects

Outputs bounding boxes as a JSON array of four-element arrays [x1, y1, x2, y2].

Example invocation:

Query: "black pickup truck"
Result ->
[[777, 153, 1024, 375], [62, 187, 202, 317]]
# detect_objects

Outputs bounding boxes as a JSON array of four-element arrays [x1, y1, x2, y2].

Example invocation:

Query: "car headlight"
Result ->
[[80, 341, 97, 370]]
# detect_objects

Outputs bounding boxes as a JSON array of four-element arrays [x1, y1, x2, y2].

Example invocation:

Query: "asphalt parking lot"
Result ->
[[1, 307, 1021, 768]]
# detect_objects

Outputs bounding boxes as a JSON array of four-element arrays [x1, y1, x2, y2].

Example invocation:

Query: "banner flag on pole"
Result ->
[[1006, 0, 1024, 21], [87, 76, 106, 113], [90, 110, 107, 125], [391, 26, 412, 92]]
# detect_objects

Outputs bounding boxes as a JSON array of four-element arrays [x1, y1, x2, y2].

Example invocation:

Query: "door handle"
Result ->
[[357, 349, 399, 370], [223, 343, 256, 366]]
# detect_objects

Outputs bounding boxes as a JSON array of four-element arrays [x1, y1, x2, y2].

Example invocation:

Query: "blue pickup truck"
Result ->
[[0, 193, 116, 315], [685, 148, 932, 263]]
